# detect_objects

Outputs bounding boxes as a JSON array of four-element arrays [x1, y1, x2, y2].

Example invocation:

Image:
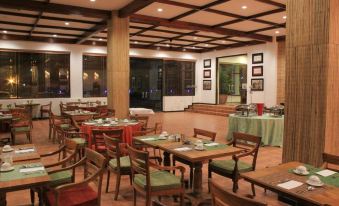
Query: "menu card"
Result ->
[[140, 137, 157, 141], [277, 180, 303, 190], [316, 169, 337, 177], [19, 166, 45, 173], [174, 147, 192, 152], [205, 142, 219, 146], [15, 148, 35, 154]]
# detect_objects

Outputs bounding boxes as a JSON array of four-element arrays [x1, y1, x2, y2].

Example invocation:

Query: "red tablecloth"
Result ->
[[81, 123, 142, 147]]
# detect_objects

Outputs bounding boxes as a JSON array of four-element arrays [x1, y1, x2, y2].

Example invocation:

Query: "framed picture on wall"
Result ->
[[203, 69, 211, 78], [203, 80, 212, 90], [252, 66, 263, 76], [204, 59, 211, 68], [252, 53, 263, 64], [251, 78, 264, 91]]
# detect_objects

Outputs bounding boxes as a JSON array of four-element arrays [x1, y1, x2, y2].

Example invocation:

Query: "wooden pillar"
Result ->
[[283, 0, 339, 166], [107, 11, 130, 118]]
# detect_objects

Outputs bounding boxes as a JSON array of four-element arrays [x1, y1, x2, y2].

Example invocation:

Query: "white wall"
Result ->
[[196, 41, 278, 107], [0, 39, 278, 113]]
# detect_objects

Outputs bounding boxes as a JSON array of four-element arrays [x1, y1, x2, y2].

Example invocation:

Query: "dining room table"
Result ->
[[63, 110, 98, 117], [227, 113, 284, 147], [133, 135, 244, 205], [81, 118, 142, 147], [0, 144, 49, 205], [241, 161, 339, 206]]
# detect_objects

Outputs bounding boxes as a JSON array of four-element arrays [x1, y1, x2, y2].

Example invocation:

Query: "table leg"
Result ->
[[0, 192, 6, 206], [163, 151, 171, 167], [192, 162, 203, 195]]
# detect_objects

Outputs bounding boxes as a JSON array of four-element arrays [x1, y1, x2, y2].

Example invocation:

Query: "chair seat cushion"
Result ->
[[48, 170, 73, 187], [134, 170, 181, 191], [60, 124, 70, 129], [47, 185, 97, 206], [109, 156, 130, 169], [12, 126, 30, 133], [71, 137, 86, 146], [209, 160, 253, 174]]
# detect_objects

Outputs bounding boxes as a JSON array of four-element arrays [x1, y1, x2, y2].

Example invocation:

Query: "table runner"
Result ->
[[0, 163, 47, 182]]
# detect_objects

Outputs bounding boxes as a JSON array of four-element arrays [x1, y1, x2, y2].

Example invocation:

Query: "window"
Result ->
[[163, 60, 195, 96], [0, 50, 70, 99], [83, 55, 107, 97]]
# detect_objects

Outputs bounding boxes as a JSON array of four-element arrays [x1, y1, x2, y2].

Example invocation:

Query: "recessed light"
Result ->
[[275, 30, 280, 34], [192, 46, 196, 49], [53, 34, 57, 37], [241, 5, 247, 9], [3, 30, 7, 33], [134, 41, 138, 44], [166, 44, 170, 47], [65, 22, 70, 26], [194, 37, 198, 40], [283, 15, 287, 19], [99, 38, 103, 41], [157, 8, 163, 12], [205, 44, 209, 47], [183, 48, 186, 51], [90, 0, 96, 2]]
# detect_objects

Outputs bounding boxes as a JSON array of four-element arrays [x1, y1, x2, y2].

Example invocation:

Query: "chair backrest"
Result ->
[[10, 108, 31, 127], [131, 115, 149, 129], [232, 132, 261, 170], [61, 138, 78, 165], [193, 128, 217, 141], [59, 102, 67, 114], [103, 134, 124, 165], [210, 179, 267, 206], [323, 153, 339, 172], [92, 129, 123, 152], [71, 115, 93, 129], [127, 145, 150, 188], [154, 122, 163, 134]]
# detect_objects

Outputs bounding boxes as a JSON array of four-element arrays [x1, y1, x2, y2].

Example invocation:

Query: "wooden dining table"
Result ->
[[241, 161, 339, 206], [134, 135, 243, 205], [0, 144, 49, 206]]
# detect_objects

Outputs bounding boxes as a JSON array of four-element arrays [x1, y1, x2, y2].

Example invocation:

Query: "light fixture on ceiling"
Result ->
[[192, 46, 195, 49], [134, 41, 138, 44], [283, 15, 287, 19], [65, 22, 69, 26], [166, 44, 170, 47], [157, 8, 163, 12], [3, 30, 7, 33], [205, 44, 209, 47], [90, 0, 96, 2], [99, 38, 103, 41], [183, 48, 186, 51], [194, 37, 198, 40], [275, 30, 280, 34], [241, 5, 247, 9], [53, 34, 57, 37]]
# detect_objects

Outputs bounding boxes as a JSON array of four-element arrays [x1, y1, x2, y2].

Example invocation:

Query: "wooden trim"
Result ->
[[0, 48, 70, 54], [76, 21, 107, 44]]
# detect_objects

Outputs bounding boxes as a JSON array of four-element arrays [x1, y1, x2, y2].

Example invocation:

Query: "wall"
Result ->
[[277, 40, 286, 104], [196, 42, 278, 107]]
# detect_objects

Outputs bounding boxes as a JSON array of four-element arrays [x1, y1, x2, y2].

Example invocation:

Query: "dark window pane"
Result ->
[[163, 60, 195, 96], [0, 51, 70, 99], [83, 55, 107, 97]]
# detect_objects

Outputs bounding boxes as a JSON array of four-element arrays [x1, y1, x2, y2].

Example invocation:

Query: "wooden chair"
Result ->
[[51, 112, 77, 142], [208, 132, 261, 194], [93, 105, 110, 119], [59, 102, 68, 116], [127, 145, 185, 206], [92, 128, 123, 154], [173, 128, 217, 188], [40, 101, 52, 119], [10, 109, 32, 144], [130, 115, 149, 130], [322, 153, 339, 172], [209, 179, 267, 206], [30, 138, 79, 205], [71, 114, 93, 131], [132, 130, 162, 165], [104, 134, 131, 200], [46, 148, 106, 206]]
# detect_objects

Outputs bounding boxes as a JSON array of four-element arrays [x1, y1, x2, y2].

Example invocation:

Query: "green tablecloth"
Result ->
[[227, 114, 284, 147]]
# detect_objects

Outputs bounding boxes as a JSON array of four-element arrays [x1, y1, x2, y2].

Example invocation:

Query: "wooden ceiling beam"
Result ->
[[147, 31, 198, 47], [76, 21, 107, 44], [130, 14, 273, 42], [119, 0, 156, 18], [253, 0, 286, 9], [0, 0, 110, 19], [29, 0, 50, 36], [202, 40, 264, 52]]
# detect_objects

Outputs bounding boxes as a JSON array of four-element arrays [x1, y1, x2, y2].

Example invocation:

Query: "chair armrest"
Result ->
[[40, 145, 66, 157], [149, 161, 185, 174], [44, 152, 76, 168], [232, 148, 256, 161], [48, 157, 86, 174]]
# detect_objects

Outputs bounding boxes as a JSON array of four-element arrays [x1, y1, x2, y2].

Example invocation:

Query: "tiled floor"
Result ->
[[4, 112, 287, 206]]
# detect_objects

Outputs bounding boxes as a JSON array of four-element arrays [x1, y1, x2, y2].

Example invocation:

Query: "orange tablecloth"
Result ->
[[81, 123, 142, 146]]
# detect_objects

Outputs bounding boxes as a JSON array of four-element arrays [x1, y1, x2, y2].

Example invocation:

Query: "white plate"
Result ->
[[158, 136, 167, 140], [293, 169, 309, 176], [0, 166, 14, 172], [306, 180, 324, 187], [83, 122, 96, 125], [2, 148, 14, 153], [194, 147, 204, 151]]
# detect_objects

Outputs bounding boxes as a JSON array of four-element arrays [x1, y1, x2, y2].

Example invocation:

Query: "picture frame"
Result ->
[[204, 59, 211, 68], [252, 66, 263, 76], [203, 80, 212, 90], [252, 53, 263, 64], [251, 78, 264, 91], [203, 69, 211, 78]]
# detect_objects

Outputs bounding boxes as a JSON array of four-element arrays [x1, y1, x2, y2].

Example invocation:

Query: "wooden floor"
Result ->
[[4, 112, 287, 206]]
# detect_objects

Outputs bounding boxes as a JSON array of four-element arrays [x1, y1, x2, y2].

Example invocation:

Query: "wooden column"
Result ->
[[107, 11, 130, 118], [283, 0, 339, 166]]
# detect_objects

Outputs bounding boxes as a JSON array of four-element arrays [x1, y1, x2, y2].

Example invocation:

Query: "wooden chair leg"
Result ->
[[114, 173, 121, 200], [133, 188, 137, 206], [30, 189, 35, 205], [232, 179, 239, 193], [129, 174, 132, 185], [11, 132, 15, 145], [189, 165, 193, 188], [251, 183, 256, 196], [208, 168, 212, 193], [146, 194, 151, 206], [106, 170, 110, 193], [48, 125, 52, 140], [180, 192, 184, 206]]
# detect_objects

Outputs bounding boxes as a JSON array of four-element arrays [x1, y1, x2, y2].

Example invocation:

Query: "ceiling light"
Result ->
[[53, 34, 57, 37], [192, 46, 196, 49], [3, 30, 7, 33], [275, 30, 280, 34], [99, 38, 103, 41], [241, 5, 247, 9], [65, 22, 69, 26], [205, 44, 209, 46], [283, 15, 287, 19], [183, 48, 186, 52], [194, 37, 198, 40], [157, 8, 163, 12], [90, 0, 96, 2], [166, 44, 170, 47], [134, 41, 138, 44]]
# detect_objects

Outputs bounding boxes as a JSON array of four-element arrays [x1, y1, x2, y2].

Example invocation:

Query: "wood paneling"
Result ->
[[277, 40, 285, 104], [107, 11, 130, 118], [283, 0, 339, 166]]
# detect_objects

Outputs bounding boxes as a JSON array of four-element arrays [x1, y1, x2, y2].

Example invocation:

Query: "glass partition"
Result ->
[[83, 55, 107, 97]]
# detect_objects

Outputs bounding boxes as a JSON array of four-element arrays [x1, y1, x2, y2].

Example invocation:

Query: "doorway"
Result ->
[[216, 54, 247, 105]]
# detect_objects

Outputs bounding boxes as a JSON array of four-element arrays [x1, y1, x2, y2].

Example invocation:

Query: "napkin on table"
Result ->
[[277, 180, 303, 190]]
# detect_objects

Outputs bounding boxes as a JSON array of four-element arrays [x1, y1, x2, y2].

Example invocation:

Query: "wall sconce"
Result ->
[[94, 72, 99, 80], [83, 72, 88, 80]]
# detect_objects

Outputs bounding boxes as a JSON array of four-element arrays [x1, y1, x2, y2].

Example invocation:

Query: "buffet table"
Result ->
[[227, 114, 284, 147]]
